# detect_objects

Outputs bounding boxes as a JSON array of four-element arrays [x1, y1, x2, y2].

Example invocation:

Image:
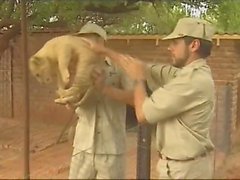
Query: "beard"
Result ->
[[171, 48, 190, 68]]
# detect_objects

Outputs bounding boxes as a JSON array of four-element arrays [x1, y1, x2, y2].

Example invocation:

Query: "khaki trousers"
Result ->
[[69, 149, 125, 179], [157, 153, 214, 179]]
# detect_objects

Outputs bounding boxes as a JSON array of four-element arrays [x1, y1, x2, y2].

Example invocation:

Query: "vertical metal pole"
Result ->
[[20, 0, 30, 179], [136, 124, 152, 179], [224, 83, 232, 154]]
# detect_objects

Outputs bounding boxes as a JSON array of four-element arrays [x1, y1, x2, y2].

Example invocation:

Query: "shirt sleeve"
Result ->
[[145, 63, 179, 91], [142, 75, 206, 124]]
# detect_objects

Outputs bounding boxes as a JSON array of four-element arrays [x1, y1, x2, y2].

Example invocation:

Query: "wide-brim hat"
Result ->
[[73, 22, 107, 40], [162, 17, 215, 42]]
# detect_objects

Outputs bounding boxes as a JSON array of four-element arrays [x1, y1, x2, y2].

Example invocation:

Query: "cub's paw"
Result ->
[[54, 95, 76, 105], [54, 98, 68, 105]]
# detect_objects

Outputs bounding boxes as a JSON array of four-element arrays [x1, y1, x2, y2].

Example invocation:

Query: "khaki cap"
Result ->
[[74, 22, 107, 40], [162, 17, 215, 41]]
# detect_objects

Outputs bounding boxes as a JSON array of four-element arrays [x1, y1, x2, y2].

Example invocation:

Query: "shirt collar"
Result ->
[[184, 58, 207, 69]]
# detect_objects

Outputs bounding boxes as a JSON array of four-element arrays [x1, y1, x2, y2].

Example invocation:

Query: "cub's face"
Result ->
[[29, 56, 53, 84]]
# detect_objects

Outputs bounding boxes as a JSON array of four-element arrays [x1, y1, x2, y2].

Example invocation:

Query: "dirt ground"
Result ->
[[0, 118, 240, 179]]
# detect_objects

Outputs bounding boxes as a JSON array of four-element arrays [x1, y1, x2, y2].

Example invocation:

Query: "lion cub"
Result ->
[[29, 34, 105, 105]]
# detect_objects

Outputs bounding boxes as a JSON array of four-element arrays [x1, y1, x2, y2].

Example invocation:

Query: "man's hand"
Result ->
[[82, 37, 146, 81], [119, 55, 146, 81]]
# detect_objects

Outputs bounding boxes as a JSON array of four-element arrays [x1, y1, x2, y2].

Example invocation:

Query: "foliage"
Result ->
[[212, 0, 240, 34], [1, 0, 240, 34]]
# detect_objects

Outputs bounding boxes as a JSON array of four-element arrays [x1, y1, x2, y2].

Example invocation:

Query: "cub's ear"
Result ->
[[30, 56, 43, 66]]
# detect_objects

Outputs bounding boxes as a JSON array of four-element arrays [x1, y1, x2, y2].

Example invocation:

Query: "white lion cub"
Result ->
[[29, 34, 105, 105]]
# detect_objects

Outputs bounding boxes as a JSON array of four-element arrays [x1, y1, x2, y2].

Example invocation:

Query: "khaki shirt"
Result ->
[[143, 59, 215, 160], [73, 59, 132, 155]]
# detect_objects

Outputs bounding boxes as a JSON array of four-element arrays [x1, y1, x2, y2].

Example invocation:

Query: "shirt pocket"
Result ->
[[105, 70, 120, 87]]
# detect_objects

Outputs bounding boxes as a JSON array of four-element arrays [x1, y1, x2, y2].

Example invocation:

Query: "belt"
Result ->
[[158, 152, 209, 162]]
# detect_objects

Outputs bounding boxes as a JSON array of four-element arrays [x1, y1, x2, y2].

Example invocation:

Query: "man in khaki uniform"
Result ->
[[68, 23, 133, 179], [83, 17, 216, 179]]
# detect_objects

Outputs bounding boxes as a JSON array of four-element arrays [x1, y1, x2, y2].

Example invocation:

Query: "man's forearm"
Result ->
[[103, 48, 127, 69], [134, 80, 148, 123], [102, 85, 134, 106]]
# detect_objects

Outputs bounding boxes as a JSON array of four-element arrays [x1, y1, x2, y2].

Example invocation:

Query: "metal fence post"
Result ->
[[136, 124, 152, 179], [20, 0, 30, 179]]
